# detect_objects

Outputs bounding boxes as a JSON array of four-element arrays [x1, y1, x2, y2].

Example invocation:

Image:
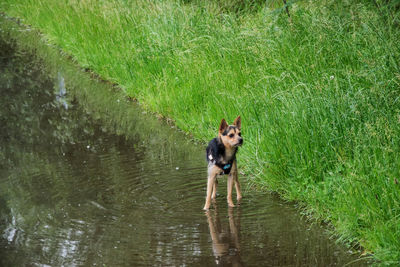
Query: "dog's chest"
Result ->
[[208, 149, 235, 164], [224, 148, 236, 161]]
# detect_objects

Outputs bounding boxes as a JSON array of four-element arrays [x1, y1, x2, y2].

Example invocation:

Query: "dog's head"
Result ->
[[218, 116, 243, 148]]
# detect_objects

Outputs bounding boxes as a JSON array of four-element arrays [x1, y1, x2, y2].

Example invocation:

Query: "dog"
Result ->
[[203, 116, 243, 210]]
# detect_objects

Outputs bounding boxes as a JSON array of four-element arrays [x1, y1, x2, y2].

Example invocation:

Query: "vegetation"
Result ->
[[1, 0, 400, 263]]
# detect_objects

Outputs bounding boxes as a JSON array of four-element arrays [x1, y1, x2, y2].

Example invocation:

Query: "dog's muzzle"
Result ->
[[236, 138, 243, 146]]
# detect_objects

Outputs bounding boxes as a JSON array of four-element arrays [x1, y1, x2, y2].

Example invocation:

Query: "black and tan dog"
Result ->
[[203, 116, 243, 210]]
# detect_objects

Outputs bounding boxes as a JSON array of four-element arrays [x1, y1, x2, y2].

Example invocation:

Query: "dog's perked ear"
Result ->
[[219, 118, 228, 135], [233, 115, 241, 130]]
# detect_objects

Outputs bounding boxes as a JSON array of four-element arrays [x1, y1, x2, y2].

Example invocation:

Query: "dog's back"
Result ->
[[206, 138, 224, 165]]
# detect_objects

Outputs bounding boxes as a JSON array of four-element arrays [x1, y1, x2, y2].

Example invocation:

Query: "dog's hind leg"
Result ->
[[211, 179, 218, 199], [204, 166, 220, 210], [204, 175, 216, 210]]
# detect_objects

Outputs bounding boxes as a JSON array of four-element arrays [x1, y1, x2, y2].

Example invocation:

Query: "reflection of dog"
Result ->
[[203, 116, 243, 210], [205, 204, 242, 266]]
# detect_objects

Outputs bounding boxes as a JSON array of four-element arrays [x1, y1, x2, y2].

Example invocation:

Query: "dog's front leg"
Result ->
[[232, 160, 242, 203], [227, 173, 235, 207], [228, 160, 241, 207], [204, 166, 220, 210]]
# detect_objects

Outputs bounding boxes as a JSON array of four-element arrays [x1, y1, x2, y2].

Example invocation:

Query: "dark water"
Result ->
[[0, 18, 368, 266]]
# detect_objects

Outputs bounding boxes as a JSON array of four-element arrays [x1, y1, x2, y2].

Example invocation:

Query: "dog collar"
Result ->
[[223, 164, 231, 170], [208, 155, 232, 170], [216, 160, 234, 175]]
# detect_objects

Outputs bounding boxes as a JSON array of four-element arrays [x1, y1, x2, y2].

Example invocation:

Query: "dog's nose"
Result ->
[[238, 138, 243, 145]]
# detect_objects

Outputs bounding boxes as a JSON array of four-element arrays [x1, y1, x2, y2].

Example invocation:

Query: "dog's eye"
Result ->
[[238, 132, 241, 136], [229, 133, 234, 138]]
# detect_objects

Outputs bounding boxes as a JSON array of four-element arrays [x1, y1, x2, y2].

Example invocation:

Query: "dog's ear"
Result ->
[[233, 115, 241, 130], [219, 118, 228, 135]]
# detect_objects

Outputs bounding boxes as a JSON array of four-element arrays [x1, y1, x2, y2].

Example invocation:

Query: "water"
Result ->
[[0, 17, 368, 266]]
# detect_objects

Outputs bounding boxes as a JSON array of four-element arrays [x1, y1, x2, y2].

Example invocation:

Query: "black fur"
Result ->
[[206, 137, 224, 163], [206, 137, 237, 175]]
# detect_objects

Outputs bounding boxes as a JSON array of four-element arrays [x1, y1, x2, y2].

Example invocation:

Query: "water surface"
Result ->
[[0, 18, 368, 266]]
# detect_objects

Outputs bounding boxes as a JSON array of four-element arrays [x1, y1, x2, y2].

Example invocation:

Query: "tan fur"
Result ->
[[220, 128, 241, 150]]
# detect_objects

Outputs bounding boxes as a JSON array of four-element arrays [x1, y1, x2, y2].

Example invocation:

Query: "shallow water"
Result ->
[[0, 18, 368, 266]]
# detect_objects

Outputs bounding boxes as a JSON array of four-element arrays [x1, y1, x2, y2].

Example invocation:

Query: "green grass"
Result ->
[[1, 0, 400, 263]]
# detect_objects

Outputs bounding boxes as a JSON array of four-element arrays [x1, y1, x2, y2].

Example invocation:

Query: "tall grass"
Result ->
[[1, 0, 400, 263]]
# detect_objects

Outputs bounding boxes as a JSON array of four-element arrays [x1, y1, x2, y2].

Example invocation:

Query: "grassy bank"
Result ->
[[1, 0, 400, 263]]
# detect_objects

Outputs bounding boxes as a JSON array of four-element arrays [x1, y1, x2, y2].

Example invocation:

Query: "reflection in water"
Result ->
[[56, 72, 68, 109], [0, 16, 369, 266], [206, 203, 242, 266]]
